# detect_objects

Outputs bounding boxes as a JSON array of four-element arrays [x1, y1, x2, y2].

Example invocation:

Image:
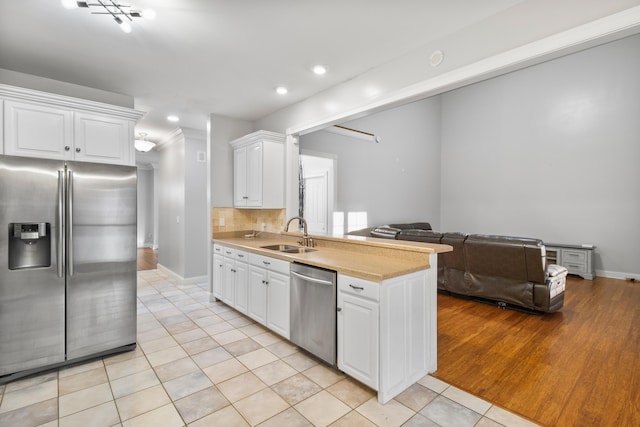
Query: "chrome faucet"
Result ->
[[284, 216, 314, 247]]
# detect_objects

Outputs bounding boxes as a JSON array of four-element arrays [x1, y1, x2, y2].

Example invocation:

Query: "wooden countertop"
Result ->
[[212, 231, 451, 282]]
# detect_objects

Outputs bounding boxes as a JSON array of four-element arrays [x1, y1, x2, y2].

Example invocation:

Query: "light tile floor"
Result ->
[[0, 269, 540, 427]]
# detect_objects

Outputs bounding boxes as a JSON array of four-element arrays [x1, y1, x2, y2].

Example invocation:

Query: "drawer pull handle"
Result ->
[[238, 254, 245, 258], [231, 268, 236, 273], [337, 307, 342, 312], [263, 261, 271, 265], [349, 284, 364, 291]]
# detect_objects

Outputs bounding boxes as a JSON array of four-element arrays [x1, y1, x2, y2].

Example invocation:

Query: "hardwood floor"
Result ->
[[433, 275, 640, 426], [136, 247, 157, 271]]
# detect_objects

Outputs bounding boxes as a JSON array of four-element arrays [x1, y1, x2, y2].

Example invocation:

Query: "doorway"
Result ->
[[300, 152, 336, 236]]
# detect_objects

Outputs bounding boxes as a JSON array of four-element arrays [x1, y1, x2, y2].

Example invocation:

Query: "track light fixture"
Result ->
[[65, 0, 155, 33]]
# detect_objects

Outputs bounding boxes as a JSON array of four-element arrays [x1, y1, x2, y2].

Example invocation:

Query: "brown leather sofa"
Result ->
[[395, 230, 567, 313]]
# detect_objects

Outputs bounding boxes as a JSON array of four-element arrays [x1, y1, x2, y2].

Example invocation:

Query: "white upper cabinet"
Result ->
[[1, 84, 143, 166], [74, 112, 133, 165], [4, 100, 73, 160], [230, 130, 285, 208]]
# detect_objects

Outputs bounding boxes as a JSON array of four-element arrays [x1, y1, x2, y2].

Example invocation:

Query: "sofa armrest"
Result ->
[[546, 264, 568, 278]]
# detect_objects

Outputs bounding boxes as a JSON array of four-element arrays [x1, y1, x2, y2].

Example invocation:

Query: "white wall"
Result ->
[[440, 34, 640, 277], [300, 97, 442, 230]]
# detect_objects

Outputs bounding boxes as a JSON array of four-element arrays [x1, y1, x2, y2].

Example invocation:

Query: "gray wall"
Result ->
[[184, 131, 208, 278], [158, 128, 208, 279], [300, 97, 442, 230], [158, 136, 185, 276], [299, 34, 640, 277], [210, 114, 253, 208], [136, 167, 154, 247], [0, 68, 134, 107], [440, 34, 640, 277]]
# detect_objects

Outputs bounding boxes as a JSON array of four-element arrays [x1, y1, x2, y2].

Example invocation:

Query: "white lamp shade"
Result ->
[[135, 139, 156, 152]]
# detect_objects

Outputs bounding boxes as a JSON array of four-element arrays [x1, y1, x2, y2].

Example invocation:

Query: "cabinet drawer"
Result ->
[[564, 261, 587, 273], [338, 274, 379, 301], [221, 246, 236, 257], [562, 249, 587, 263], [213, 244, 224, 255], [233, 249, 249, 262], [249, 253, 290, 275]]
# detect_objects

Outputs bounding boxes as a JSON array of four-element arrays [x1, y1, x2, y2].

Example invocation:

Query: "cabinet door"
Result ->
[[4, 100, 73, 160], [212, 253, 224, 300], [222, 257, 235, 306], [234, 261, 248, 314], [338, 292, 379, 389], [245, 142, 263, 207], [74, 112, 132, 165], [233, 146, 248, 206], [266, 271, 290, 339], [248, 266, 267, 325]]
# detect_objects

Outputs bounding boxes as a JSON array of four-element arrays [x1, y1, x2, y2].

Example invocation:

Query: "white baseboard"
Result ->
[[596, 270, 640, 281], [156, 263, 209, 285]]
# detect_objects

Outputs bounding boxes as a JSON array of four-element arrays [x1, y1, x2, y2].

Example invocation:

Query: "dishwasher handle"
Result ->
[[290, 270, 334, 286]]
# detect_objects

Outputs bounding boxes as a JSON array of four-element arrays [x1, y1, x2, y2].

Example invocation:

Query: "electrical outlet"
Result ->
[[219, 217, 225, 226]]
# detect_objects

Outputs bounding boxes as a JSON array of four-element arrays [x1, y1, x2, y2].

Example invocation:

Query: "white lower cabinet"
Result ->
[[218, 246, 249, 314], [247, 253, 290, 339], [337, 261, 438, 404], [337, 278, 379, 389], [212, 243, 290, 339], [265, 270, 290, 338], [212, 252, 223, 300]]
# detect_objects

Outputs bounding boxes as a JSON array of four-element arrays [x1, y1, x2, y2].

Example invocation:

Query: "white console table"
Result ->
[[546, 244, 595, 280]]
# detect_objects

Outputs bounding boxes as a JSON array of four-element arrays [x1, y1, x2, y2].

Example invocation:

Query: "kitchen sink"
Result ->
[[260, 244, 317, 254]]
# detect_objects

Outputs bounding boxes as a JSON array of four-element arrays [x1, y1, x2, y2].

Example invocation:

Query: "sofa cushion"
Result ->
[[396, 229, 442, 243], [389, 222, 432, 231]]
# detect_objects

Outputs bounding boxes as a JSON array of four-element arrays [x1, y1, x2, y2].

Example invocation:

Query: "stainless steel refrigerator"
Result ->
[[0, 154, 137, 381]]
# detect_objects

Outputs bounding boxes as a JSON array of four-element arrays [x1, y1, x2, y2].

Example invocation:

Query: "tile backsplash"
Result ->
[[211, 208, 286, 236]]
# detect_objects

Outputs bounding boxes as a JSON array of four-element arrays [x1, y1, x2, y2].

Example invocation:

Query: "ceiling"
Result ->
[[0, 1, 637, 144]]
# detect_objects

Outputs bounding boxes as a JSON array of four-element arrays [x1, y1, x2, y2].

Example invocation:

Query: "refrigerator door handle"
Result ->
[[67, 169, 74, 277], [57, 170, 65, 278]]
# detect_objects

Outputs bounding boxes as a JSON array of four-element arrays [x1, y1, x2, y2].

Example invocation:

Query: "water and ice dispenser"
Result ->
[[8, 223, 51, 270]]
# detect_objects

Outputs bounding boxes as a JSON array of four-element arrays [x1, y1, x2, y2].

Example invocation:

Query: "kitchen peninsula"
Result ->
[[211, 230, 451, 403]]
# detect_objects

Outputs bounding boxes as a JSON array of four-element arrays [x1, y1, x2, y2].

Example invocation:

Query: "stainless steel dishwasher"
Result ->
[[290, 262, 337, 366]]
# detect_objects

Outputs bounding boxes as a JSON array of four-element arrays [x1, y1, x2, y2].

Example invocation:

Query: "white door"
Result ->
[[304, 171, 328, 234]]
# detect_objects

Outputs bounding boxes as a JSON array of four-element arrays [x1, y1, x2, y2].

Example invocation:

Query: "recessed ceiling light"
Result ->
[[167, 115, 180, 123], [276, 86, 288, 95], [430, 50, 445, 67], [142, 9, 156, 20], [312, 65, 327, 75], [60, 0, 77, 9]]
